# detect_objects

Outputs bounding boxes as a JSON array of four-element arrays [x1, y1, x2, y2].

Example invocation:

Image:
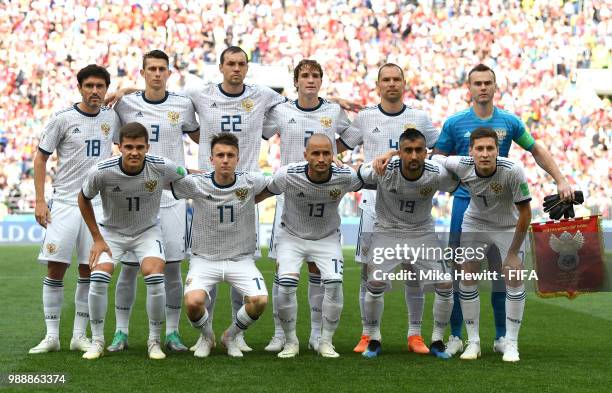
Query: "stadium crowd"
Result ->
[[0, 0, 610, 221]]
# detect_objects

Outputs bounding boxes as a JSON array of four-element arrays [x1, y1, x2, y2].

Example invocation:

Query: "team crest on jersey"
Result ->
[[320, 117, 332, 128], [168, 111, 180, 125], [419, 186, 433, 197], [144, 179, 158, 192], [329, 188, 342, 201], [494, 128, 507, 141], [235, 188, 249, 201], [490, 182, 503, 194], [185, 278, 192, 286], [403, 123, 416, 131], [100, 123, 111, 137], [241, 98, 254, 112], [46, 243, 58, 255]]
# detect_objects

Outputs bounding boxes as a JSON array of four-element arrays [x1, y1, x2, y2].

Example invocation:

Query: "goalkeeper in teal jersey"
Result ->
[[432, 63, 572, 356]]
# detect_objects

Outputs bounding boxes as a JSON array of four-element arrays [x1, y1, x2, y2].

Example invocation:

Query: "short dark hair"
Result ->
[[467, 63, 496, 83], [469, 127, 498, 147], [119, 122, 148, 144], [143, 49, 170, 68], [293, 59, 323, 84], [77, 64, 111, 87], [399, 128, 426, 146], [219, 46, 248, 65], [377, 63, 404, 81], [211, 133, 239, 152]]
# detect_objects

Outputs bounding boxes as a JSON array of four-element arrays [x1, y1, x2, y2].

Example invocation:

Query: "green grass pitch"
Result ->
[[1, 245, 611, 392]]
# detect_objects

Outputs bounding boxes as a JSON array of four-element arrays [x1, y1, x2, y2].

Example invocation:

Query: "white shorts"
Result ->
[[98, 224, 165, 266], [268, 195, 284, 260], [184, 255, 268, 299], [276, 227, 344, 282], [367, 232, 451, 290], [460, 222, 526, 267], [122, 201, 187, 264], [355, 208, 376, 263], [38, 201, 103, 265]]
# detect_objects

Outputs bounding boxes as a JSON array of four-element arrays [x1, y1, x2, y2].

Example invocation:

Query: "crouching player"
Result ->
[[360, 129, 459, 359], [78, 122, 190, 360], [258, 134, 364, 358], [170, 133, 269, 358], [433, 127, 531, 362]]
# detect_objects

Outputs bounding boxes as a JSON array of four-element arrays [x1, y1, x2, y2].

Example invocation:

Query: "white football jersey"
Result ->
[[262, 98, 359, 165], [267, 162, 363, 240], [359, 157, 459, 233], [81, 154, 187, 236], [432, 155, 532, 229], [184, 83, 285, 171], [171, 172, 269, 260], [114, 91, 199, 207], [342, 104, 439, 214], [38, 104, 120, 205]]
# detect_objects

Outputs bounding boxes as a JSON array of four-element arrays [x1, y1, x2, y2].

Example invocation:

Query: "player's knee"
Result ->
[[307, 262, 321, 274], [47, 261, 69, 280], [93, 262, 114, 275], [140, 257, 164, 275], [246, 295, 268, 315], [435, 281, 453, 291], [184, 292, 205, 317], [77, 264, 91, 278], [503, 265, 523, 285]]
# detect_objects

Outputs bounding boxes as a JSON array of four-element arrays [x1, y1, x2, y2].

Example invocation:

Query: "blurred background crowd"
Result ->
[[1, 0, 610, 224]]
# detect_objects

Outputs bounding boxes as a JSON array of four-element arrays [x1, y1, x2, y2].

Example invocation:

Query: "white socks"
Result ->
[[114, 263, 138, 334], [432, 287, 454, 342], [363, 290, 384, 341], [143, 273, 165, 341], [308, 272, 324, 339], [164, 262, 183, 335], [73, 277, 90, 338], [321, 281, 343, 343], [42, 277, 63, 338], [459, 282, 480, 342], [89, 271, 111, 343], [505, 284, 526, 341], [226, 305, 257, 338], [405, 282, 424, 337], [277, 277, 299, 344], [272, 274, 284, 338]]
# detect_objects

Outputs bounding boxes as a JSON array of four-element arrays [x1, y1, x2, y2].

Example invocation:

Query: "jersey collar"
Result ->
[[378, 104, 406, 117], [142, 91, 169, 105], [211, 171, 237, 188], [296, 98, 324, 112], [218, 83, 245, 97], [74, 103, 100, 117], [399, 160, 425, 181], [118, 157, 145, 177], [305, 164, 332, 184], [475, 159, 498, 178]]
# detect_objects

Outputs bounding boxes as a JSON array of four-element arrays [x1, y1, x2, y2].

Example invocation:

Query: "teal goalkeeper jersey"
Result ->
[[435, 106, 535, 198]]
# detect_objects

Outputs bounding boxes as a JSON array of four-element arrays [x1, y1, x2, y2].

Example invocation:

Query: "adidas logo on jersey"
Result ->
[[211, 102, 217, 108], [206, 194, 213, 200], [372, 127, 380, 133], [136, 111, 144, 117], [297, 192, 305, 197], [112, 186, 121, 192], [463, 131, 471, 137], [289, 118, 296, 124], [72, 128, 81, 134]]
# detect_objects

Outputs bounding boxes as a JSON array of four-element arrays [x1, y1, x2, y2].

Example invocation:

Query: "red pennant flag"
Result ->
[[530, 216, 605, 299]]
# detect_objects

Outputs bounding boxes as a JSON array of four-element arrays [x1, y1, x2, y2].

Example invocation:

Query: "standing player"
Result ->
[[258, 134, 364, 358], [30, 65, 120, 354], [358, 129, 458, 359], [433, 64, 572, 355], [433, 128, 532, 362], [108, 50, 199, 353], [184, 46, 286, 352], [342, 63, 440, 354], [261, 59, 358, 352], [171, 133, 269, 358], [78, 123, 189, 360]]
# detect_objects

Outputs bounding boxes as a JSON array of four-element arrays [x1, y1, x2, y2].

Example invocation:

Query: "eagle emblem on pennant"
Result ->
[[46, 243, 58, 255], [320, 117, 332, 128], [420, 186, 433, 197], [100, 123, 111, 137], [490, 182, 503, 194], [329, 188, 342, 200], [235, 188, 249, 201], [144, 179, 158, 192], [241, 98, 254, 112], [167, 111, 180, 125], [549, 231, 585, 272]]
